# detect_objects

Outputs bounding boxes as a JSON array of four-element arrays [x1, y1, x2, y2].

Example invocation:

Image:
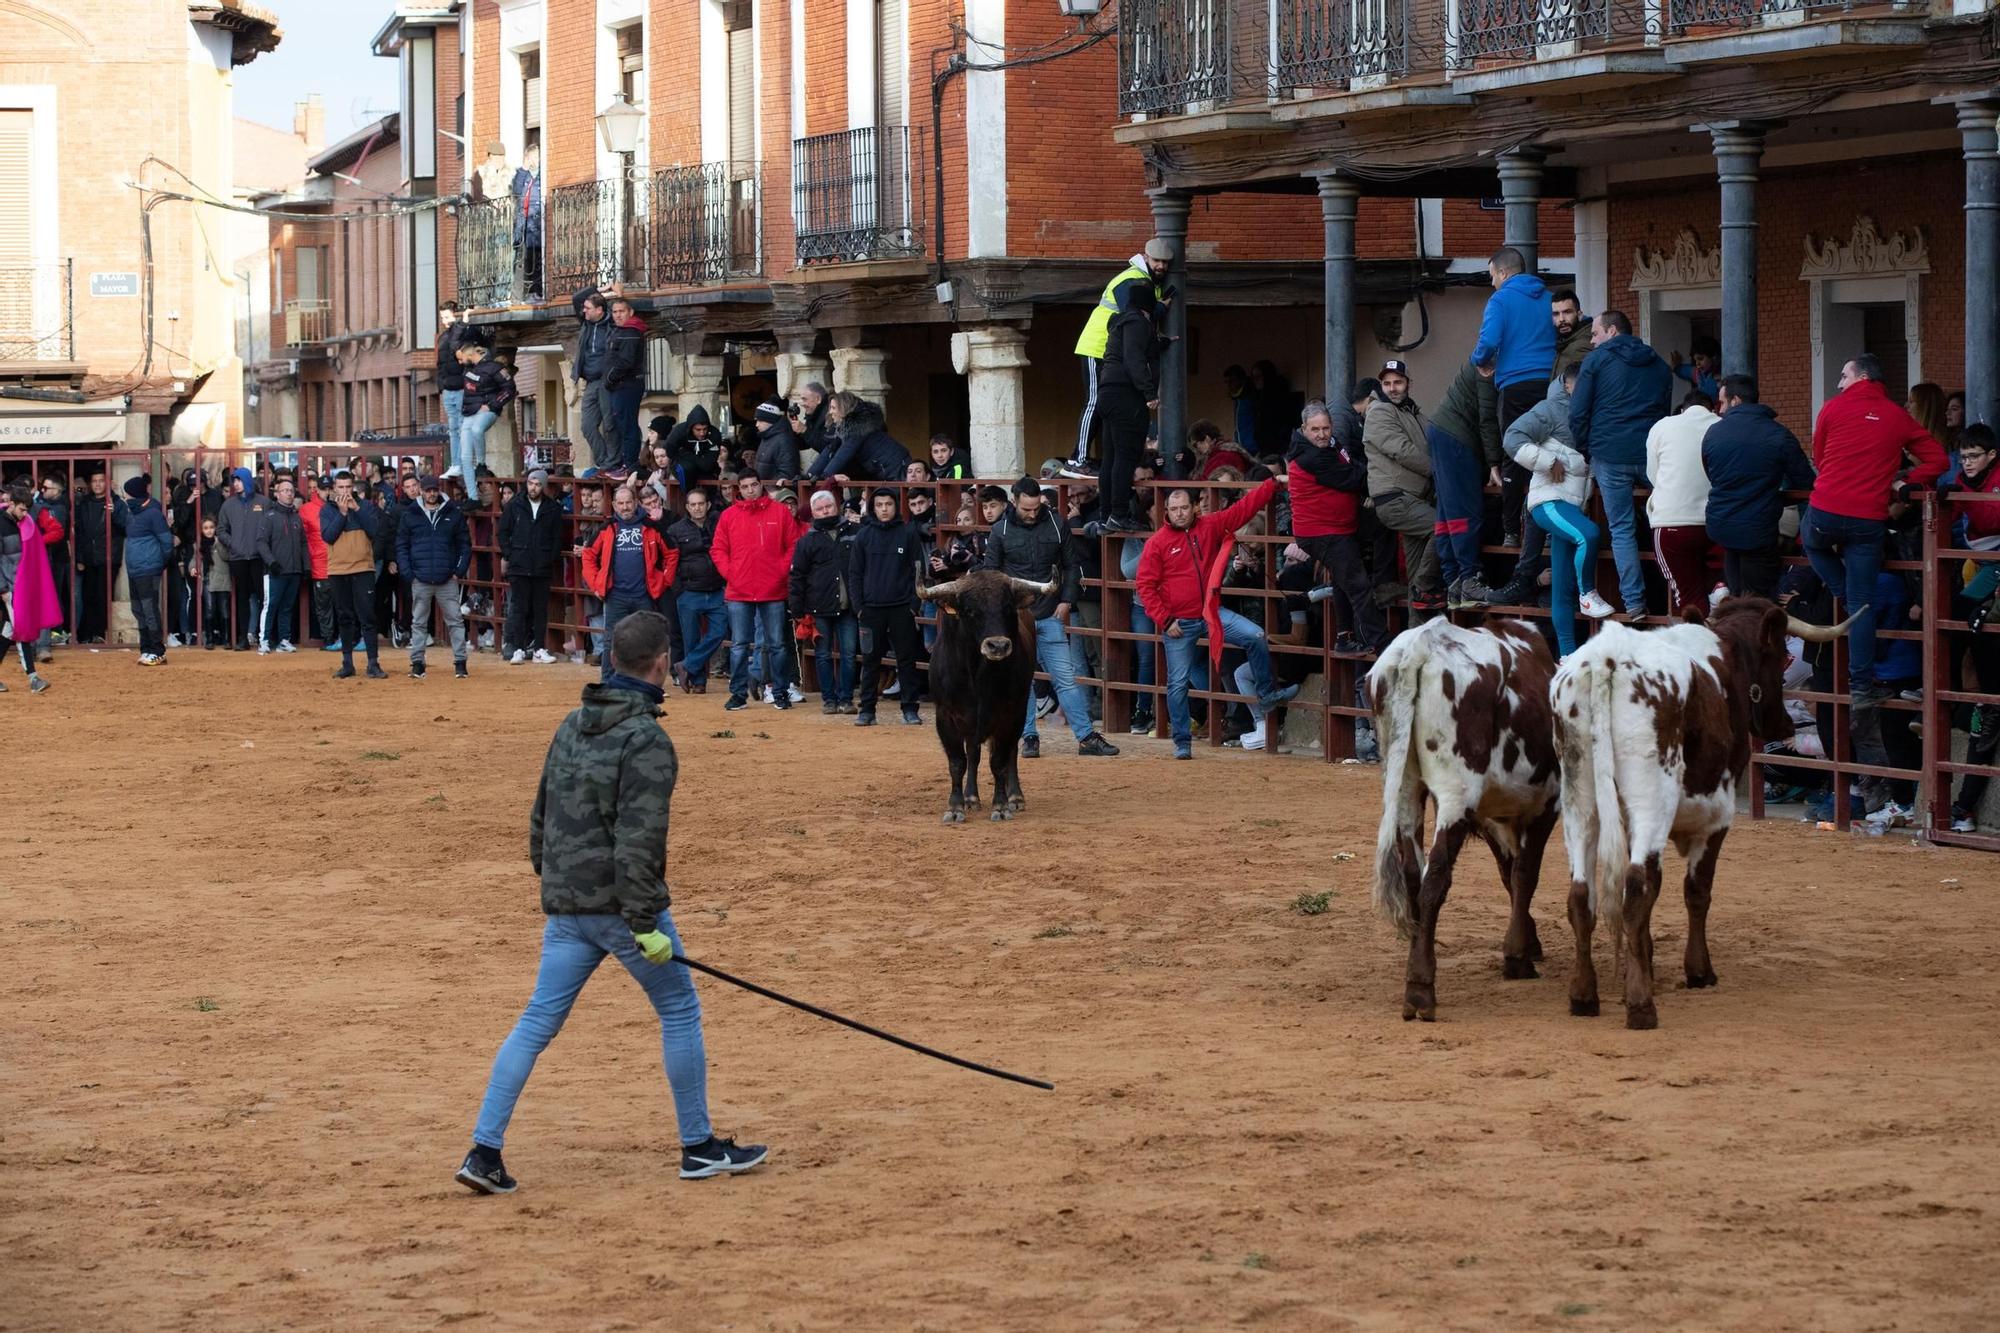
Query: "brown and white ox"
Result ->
[[1368, 617, 1561, 1022], [1551, 597, 1856, 1029]]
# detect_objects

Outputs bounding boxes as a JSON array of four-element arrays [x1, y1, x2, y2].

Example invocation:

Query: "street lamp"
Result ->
[[596, 94, 646, 285]]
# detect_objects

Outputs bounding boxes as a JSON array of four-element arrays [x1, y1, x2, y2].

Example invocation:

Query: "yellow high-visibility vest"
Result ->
[[1074, 264, 1161, 360]]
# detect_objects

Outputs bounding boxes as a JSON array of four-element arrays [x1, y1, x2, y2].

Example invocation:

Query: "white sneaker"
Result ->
[[166, 634, 183, 648], [532, 649, 558, 664], [761, 684, 774, 704], [1238, 720, 1267, 751], [1578, 591, 1616, 619], [257, 643, 271, 656], [1950, 812, 1977, 833], [136, 653, 155, 666], [443, 466, 463, 479], [509, 649, 528, 665], [786, 683, 805, 704], [1864, 800, 1911, 829], [278, 640, 297, 653]]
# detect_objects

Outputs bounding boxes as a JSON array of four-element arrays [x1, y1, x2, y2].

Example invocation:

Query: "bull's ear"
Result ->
[[1680, 604, 1707, 625]]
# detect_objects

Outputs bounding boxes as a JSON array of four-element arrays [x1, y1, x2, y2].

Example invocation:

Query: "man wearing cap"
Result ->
[[1065, 240, 1171, 481], [121, 475, 174, 666], [500, 468, 566, 663], [398, 473, 473, 679], [753, 398, 802, 483], [318, 471, 388, 679], [710, 467, 802, 710], [1362, 359, 1445, 612], [981, 477, 1120, 758]]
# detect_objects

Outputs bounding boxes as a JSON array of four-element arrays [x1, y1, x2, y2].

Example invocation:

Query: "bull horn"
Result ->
[[1010, 577, 1056, 597], [1787, 606, 1868, 643], [925, 578, 969, 605]]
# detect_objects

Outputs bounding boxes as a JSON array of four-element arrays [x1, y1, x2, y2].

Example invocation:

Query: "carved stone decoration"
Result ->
[[1800, 217, 1930, 278], [1632, 228, 1722, 289]]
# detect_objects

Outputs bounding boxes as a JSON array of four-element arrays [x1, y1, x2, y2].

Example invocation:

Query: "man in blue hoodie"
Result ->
[[1469, 247, 1556, 547], [1570, 309, 1673, 617], [122, 476, 174, 665]]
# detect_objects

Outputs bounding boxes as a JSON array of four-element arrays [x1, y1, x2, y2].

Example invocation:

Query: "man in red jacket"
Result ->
[[711, 467, 802, 710], [1806, 353, 1948, 703], [581, 485, 678, 684], [1284, 403, 1386, 654], [1137, 475, 1299, 759]]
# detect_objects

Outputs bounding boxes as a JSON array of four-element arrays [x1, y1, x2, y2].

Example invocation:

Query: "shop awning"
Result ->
[[0, 397, 131, 446]]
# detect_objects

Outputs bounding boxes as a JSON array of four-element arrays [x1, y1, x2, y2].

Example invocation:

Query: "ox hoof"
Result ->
[[1624, 1003, 1659, 1031], [1501, 955, 1540, 981], [1569, 997, 1600, 1018], [942, 810, 965, 824], [1684, 969, 1718, 989], [990, 807, 1014, 822], [1006, 797, 1025, 813], [1403, 991, 1436, 1023], [964, 796, 982, 811]]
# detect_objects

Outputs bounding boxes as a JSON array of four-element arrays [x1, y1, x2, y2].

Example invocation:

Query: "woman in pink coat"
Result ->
[[2, 483, 59, 693]]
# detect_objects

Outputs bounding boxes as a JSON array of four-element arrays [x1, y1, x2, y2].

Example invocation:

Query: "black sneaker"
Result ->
[[1078, 732, 1120, 757], [1479, 580, 1529, 607], [333, 664, 356, 679], [409, 663, 427, 679], [725, 694, 749, 711], [679, 1135, 769, 1180], [1021, 735, 1041, 759], [366, 663, 389, 680], [855, 710, 876, 726], [455, 1148, 517, 1195], [1128, 711, 1154, 735], [773, 696, 793, 711], [821, 698, 838, 715], [1333, 634, 1361, 656], [901, 709, 922, 725], [454, 661, 469, 679], [1057, 460, 1099, 480]]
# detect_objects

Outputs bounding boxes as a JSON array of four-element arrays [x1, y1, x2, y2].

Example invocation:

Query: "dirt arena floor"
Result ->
[[3, 647, 1998, 1330]]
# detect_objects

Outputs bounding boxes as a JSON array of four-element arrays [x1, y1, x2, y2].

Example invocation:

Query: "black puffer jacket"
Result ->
[[847, 513, 924, 609], [788, 516, 856, 616], [665, 510, 723, 592], [979, 503, 1080, 621], [498, 490, 566, 577], [755, 424, 803, 483], [811, 400, 911, 483]]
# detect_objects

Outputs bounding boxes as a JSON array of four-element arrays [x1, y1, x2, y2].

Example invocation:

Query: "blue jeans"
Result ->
[[1022, 615, 1094, 742], [1532, 500, 1601, 657], [1592, 459, 1649, 614], [472, 910, 711, 1151], [600, 594, 650, 681], [814, 611, 859, 705], [458, 409, 498, 478], [442, 388, 465, 452], [1131, 601, 1157, 693], [727, 599, 789, 698], [1803, 506, 1886, 694], [1427, 423, 1486, 588], [609, 383, 645, 470], [264, 572, 300, 647], [1162, 608, 1275, 746], [676, 587, 727, 685]]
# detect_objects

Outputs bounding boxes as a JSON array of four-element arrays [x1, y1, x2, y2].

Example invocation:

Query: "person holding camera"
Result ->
[[753, 398, 801, 483]]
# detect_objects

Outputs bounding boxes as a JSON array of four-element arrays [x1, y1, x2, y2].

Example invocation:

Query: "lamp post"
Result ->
[[596, 93, 646, 286]]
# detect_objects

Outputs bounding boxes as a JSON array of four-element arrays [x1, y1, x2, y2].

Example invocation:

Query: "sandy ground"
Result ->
[[2, 647, 1998, 1331]]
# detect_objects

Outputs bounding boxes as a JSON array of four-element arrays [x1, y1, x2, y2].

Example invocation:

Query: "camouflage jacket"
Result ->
[[529, 683, 677, 931]]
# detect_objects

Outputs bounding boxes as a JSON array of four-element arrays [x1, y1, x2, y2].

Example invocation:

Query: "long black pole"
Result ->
[[670, 953, 1054, 1092]]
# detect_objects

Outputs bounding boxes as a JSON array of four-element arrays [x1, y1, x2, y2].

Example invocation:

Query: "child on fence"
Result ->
[[200, 516, 231, 648], [1501, 364, 1614, 658]]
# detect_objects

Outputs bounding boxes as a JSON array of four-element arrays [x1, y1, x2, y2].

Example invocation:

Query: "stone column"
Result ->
[[953, 325, 1030, 478], [678, 353, 729, 432], [1711, 121, 1775, 381], [1496, 146, 1547, 274], [1317, 173, 1360, 409], [774, 329, 831, 402], [830, 346, 892, 421], [1148, 188, 1192, 467], [1960, 99, 2000, 427]]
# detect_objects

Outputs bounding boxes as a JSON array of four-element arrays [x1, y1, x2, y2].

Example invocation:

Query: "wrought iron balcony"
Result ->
[[1274, 0, 1414, 91], [0, 260, 75, 363], [1120, 0, 1236, 114], [652, 161, 763, 284], [546, 178, 653, 295], [1448, 0, 1659, 68], [792, 127, 926, 266], [454, 196, 520, 308], [283, 298, 332, 346], [1666, 0, 1918, 32]]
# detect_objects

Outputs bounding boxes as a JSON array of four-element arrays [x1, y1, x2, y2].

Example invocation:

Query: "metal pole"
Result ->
[[1496, 146, 1546, 275], [1149, 188, 1192, 468], [1711, 121, 1773, 380], [1959, 99, 2000, 428], [1318, 173, 1360, 410]]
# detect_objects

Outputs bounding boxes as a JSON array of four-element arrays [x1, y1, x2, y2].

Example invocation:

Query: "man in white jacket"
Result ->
[[1644, 391, 1721, 618]]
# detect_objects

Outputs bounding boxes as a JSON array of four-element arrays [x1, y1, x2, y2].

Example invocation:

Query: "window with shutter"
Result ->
[[0, 110, 31, 358], [876, 0, 906, 130], [727, 22, 754, 166]]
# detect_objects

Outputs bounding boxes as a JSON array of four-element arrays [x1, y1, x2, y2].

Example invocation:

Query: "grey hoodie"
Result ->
[[1502, 378, 1590, 513]]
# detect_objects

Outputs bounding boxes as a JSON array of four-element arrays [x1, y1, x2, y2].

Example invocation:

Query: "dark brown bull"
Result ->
[[921, 570, 1054, 823]]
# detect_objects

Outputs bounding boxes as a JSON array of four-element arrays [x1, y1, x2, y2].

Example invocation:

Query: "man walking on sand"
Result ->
[[456, 609, 769, 1194]]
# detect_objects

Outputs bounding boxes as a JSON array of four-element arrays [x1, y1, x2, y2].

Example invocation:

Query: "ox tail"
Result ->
[[1368, 643, 1425, 939], [1583, 658, 1629, 924]]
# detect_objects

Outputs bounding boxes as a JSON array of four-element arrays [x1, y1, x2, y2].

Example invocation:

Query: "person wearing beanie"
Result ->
[[214, 467, 267, 649], [788, 488, 860, 713], [71, 472, 127, 644], [753, 398, 801, 484], [499, 468, 565, 663], [846, 487, 926, 726], [122, 476, 173, 664]]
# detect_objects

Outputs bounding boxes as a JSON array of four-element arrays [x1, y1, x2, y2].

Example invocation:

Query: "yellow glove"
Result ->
[[632, 930, 676, 965]]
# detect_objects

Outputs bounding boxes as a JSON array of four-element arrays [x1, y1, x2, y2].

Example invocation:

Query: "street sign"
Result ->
[[89, 272, 140, 297]]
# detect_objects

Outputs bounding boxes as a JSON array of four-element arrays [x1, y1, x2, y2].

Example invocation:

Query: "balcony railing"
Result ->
[[1120, 0, 1235, 114], [546, 178, 655, 295], [284, 298, 332, 346], [455, 196, 520, 308], [1275, 0, 1414, 90], [1448, 0, 1659, 67], [792, 126, 927, 266], [652, 162, 763, 284], [0, 260, 75, 362], [1666, 0, 1916, 31]]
